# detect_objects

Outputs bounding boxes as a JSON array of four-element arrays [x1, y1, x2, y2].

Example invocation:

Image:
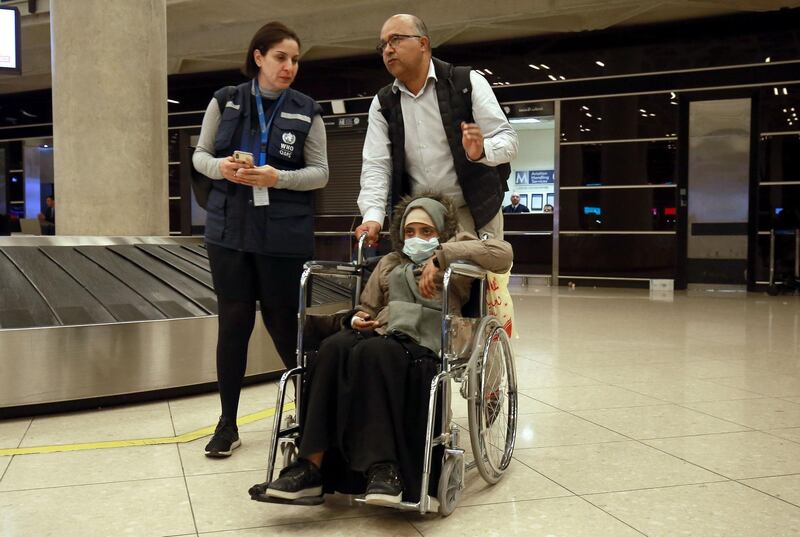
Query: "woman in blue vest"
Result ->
[[192, 21, 328, 458]]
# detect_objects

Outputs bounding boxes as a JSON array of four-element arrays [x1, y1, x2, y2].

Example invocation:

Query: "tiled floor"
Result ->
[[3, 286, 800, 536]]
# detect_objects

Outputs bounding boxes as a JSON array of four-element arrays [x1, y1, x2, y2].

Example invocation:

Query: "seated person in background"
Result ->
[[502, 192, 529, 213], [38, 196, 56, 235], [256, 192, 513, 506], [542, 203, 554, 213]]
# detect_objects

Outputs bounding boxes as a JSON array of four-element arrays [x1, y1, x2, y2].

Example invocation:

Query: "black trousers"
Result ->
[[298, 329, 440, 501], [207, 243, 306, 422]]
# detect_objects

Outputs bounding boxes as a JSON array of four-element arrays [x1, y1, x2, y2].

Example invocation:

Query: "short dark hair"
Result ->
[[242, 21, 301, 79]]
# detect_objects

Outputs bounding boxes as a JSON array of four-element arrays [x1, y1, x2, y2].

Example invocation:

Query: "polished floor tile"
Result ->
[[458, 456, 571, 506], [512, 411, 628, 448], [515, 440, 722, 494], [202, 514, 420, 536], [0, 444, 182, 491], [0, 477, 195, 537], [20, 405, 175, 447], [0, 456, 10, 478], [706, 373, 800, 397], [410, 496, 644, 536], [683, 397, 800, 429], [741, 474, 800, 507], [512, 358, 602, 388], [521, 384, 665, 411], [587, 481, 800, 536], [0, 418, 31, 449], [575, 404, 750, 439], [612, 378, 763, 403], [767, 427, 800, 444], [645, 431, 800, 479]]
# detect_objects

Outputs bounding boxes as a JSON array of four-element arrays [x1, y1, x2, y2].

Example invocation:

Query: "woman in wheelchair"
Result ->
[[261, 193, 512, 505]]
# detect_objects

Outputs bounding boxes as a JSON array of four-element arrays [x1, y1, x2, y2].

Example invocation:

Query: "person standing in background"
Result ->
[[38, 195, 56, 235], [503, 192, 529, 213]]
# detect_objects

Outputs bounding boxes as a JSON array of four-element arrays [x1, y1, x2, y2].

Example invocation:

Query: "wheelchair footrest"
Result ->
[[248, 482, 324, 506]]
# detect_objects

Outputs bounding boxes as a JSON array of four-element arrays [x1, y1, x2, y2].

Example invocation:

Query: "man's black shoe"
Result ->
[[266, 459, 323, 500], [364, 462, 403, 506], [204, 417, 241, 458]]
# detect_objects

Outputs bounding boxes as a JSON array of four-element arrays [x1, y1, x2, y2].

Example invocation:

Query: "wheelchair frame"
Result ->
[[259, 235, 518, 515]]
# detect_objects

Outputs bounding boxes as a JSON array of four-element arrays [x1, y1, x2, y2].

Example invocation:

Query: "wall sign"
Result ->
[[515, 169, 555, 184]]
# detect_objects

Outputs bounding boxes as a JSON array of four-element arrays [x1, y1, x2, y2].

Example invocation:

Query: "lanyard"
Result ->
[[253, 79, 287, 166]]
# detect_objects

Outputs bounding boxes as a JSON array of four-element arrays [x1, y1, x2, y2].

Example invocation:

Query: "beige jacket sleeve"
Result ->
[[434, 232, 513, 274], [354, 252, 402, 325]]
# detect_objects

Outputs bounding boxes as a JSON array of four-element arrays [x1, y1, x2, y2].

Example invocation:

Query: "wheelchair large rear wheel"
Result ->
[[466, 316, 517, 484]]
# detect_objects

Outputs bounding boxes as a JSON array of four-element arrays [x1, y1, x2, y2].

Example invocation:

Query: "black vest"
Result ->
[[205, 82, 321, 257], [377, 57, 507, 230]]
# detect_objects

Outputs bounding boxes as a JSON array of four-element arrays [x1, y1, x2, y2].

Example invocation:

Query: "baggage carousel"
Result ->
[[0, 236, 351, 417]]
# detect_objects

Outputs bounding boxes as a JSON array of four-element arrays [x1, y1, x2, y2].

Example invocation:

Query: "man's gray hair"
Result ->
[[409, 15, 428, 37]]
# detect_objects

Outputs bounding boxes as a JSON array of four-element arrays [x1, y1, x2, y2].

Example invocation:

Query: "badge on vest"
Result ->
[[280, 131, 296, 158]]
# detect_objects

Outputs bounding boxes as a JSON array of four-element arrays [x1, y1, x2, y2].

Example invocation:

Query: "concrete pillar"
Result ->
[[50, 0, 168, 236]]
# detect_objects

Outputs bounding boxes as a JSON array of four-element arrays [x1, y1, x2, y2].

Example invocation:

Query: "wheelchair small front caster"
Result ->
[[437, 455, 464, 516]]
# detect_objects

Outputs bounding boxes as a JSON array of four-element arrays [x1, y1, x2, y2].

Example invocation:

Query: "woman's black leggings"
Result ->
[[212, 253, 305, 424]]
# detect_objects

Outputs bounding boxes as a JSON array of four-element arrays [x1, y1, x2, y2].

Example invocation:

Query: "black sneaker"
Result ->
[[364, 462, 403, 506], [266, 459, 323, 500], [204, 417, 241, 458]]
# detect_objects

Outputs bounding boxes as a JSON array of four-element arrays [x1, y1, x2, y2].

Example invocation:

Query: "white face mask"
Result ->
[[402, 236, 440, 264]]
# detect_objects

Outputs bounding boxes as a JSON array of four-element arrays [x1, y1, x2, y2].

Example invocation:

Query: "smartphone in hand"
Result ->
[[233, 150, 254, 166]]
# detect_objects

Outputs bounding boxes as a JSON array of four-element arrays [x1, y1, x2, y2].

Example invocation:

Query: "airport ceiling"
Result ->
[[2, 0, 800, 94]]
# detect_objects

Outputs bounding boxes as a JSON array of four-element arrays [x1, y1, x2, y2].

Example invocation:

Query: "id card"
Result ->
[[253, 186, 270, 206]]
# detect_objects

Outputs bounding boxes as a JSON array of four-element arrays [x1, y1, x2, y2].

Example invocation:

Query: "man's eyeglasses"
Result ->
[[375, 34, 422, 54]]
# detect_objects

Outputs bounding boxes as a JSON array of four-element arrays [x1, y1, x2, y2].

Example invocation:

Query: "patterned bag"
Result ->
[[486, 268, 515, 337]]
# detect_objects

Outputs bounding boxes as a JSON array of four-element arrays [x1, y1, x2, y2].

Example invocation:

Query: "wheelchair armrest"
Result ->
[[303, 260, 360, 276], [446, 261, 487, 281]]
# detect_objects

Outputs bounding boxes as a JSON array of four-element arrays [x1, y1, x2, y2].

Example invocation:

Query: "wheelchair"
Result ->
[[251, 234, 518, 516]]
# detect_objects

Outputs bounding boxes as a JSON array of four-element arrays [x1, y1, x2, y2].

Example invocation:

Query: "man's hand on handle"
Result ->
[[354, 220, 382, 247]]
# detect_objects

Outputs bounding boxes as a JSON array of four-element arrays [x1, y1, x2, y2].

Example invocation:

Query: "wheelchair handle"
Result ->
[[357, 232, 368, 266]]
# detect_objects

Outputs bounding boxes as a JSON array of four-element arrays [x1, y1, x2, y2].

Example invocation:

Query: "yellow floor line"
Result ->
[[0, 402, 296, 457]]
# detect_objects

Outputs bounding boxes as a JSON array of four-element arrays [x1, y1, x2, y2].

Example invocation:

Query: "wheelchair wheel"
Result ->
[[437, 455, 464, 516], [466, 316, 517, 485]]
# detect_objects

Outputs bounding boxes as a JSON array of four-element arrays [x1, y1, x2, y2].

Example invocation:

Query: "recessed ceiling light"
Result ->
[[547, 75, 557, 81], [595, 61, 605, 67], [528, 64, 540, 70], [540, 64, 550, 70], [484, 68, 493, 75]]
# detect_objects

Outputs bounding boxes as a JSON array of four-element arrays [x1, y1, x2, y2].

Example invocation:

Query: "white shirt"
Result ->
[[358, 60, 518, 225]]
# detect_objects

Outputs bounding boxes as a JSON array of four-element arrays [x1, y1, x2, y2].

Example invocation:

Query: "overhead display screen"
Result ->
[[0, 7, 21, 74]]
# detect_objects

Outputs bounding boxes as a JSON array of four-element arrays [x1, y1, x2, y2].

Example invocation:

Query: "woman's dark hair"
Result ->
[[242, 21, 301, 78]]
